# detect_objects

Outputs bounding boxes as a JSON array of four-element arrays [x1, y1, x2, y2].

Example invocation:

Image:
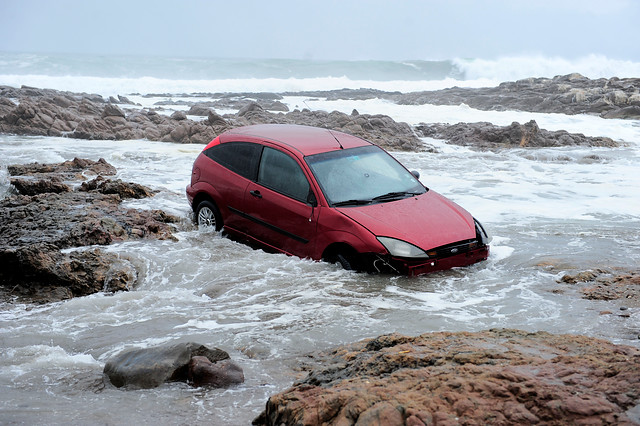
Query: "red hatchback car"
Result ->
[[186, 124, 489, 275]]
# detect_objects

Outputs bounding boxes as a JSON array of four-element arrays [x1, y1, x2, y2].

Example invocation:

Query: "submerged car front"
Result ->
[[305, 144, 490, 275]]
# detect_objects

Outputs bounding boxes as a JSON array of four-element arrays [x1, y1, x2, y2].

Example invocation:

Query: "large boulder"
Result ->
[[254, 329, 640, 425], [104, 342, 244, 389]]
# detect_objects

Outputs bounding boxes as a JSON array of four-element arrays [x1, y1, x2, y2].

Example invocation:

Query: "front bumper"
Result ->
[[371, 244, 489, 276]]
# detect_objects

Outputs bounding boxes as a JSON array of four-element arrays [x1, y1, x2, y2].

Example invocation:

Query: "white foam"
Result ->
[[454, 54, 640, 81], [1, 345, 99, 375], [0, 74, 498, 98]]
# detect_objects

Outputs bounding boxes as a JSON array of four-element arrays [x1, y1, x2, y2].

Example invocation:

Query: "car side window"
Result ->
[[204, 142, 261, 180], [258, 147, 310, 202]]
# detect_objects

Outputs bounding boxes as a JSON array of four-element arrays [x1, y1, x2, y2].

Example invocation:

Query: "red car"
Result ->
[[186, 124, 489, 276]]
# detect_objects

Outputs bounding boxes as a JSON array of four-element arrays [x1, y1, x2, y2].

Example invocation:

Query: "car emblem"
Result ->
[[451, 248, 459, 254]]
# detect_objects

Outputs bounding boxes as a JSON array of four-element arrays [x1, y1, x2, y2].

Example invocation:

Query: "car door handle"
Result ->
[[250, 190, 262, 198]]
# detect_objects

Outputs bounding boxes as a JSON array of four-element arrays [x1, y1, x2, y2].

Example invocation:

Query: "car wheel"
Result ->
[[196, 200, 222, 231]]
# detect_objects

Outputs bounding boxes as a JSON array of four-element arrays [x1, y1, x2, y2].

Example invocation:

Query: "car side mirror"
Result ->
[[307, 191, 318, 207], [411, 170, 420, 179]]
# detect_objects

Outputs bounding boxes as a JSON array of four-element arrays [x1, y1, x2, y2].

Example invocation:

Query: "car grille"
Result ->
[[425, 239, 481, 259]]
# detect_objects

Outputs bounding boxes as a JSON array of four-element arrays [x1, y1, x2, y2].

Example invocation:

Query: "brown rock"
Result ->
[[557, 268, 640, 306], [79, 176, 155, 199], [398, 74, 640, 119], [254, 330, 640, 425], [102, 103, 126, 118], [415, 120, 619, 149], [188, 356, 245, 387], [10, 176, 71, 195]]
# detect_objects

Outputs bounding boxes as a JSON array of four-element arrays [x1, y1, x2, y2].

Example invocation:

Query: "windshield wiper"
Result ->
[[372, 191, 421, 201], [333, 198, 373, 207]]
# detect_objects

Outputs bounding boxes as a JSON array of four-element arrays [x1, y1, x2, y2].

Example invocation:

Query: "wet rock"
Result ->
[[188, 356, 245, 388], [207, 110, 227, 126], [234, 108, 423, 151], [170, 111, 187, 121], [254, 329, 640, 425], [7, 157, 117, 179], [0, 86, 214, 143], [0, 243, 137, 303], [10, 176, 71, 195], [0, 86, 422, 151], [102, 103, 126, 118], [415, 120, 620, 149], [559, 269, 607, 284], [103, 342, 243, 389], [558, 269, 640, 306], [238, 101, 265, 117], [0, 158, 178, 303], [187, 104, 213, 116], [79, 176, 156, 199], [4, 79, 631, 152], [398, 74, 640, 119]]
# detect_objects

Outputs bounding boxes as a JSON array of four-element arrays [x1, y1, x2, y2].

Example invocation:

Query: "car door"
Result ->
[[243, 146, 319, 258]]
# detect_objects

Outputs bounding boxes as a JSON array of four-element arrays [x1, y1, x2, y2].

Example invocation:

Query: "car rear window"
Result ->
[[204, 142, 261, 180]]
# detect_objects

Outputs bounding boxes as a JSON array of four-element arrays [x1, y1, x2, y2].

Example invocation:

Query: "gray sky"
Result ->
[[1, 0, 639, 61]]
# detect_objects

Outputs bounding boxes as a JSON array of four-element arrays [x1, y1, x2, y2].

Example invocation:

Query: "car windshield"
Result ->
[[305, 145, 426, 206]]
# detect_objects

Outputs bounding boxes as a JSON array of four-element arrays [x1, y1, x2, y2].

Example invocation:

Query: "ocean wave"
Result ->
[[454, 54, 640, 81], [0, 52, 637, 97], [0, 74, 498, 97]]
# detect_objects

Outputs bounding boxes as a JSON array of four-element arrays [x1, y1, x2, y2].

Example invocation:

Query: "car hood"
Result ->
[[336, 190, 476, 250]]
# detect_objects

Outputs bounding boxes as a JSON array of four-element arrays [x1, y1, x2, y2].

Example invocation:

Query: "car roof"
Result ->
[[219, 124, 372, 156]]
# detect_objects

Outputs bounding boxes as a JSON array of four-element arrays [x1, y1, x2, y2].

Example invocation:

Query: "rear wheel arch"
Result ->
[[192, 192, 215, 212]]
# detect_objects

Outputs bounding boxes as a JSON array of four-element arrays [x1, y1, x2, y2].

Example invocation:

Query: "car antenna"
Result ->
[[328, 130, 344, 149]]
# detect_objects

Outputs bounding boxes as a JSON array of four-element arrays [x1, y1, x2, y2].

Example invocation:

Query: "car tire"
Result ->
[[195, 200, 222, 231]]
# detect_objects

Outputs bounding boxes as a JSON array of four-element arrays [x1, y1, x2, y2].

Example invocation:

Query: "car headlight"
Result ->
[[377, 237, 430, 258]]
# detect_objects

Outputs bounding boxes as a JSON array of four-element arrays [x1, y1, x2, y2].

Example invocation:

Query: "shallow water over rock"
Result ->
[[1, 134, 639, 424]]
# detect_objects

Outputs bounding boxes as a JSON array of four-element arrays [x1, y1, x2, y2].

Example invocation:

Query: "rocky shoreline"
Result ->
[[254, 329, 640, 425], [397, 74, 640, 119], [0, 158, 178, 303], [1, 74, 633, 151], [2, 77, 639, 424]]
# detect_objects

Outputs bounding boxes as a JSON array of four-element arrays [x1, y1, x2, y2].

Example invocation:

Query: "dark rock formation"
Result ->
[[0, 243, 137, 302], [0, 158, 178, 303], [398, 74, 640, 119], [0, 86, 225, 144], [254, 329, 640, 425], [103, 342, 244, 389], [415, 120, 620, 149], [0, 86, 423, 151], [1, 75, 634, 154]]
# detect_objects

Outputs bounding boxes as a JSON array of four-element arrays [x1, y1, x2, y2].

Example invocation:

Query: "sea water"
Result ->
[[0, 52, 639, 425]]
